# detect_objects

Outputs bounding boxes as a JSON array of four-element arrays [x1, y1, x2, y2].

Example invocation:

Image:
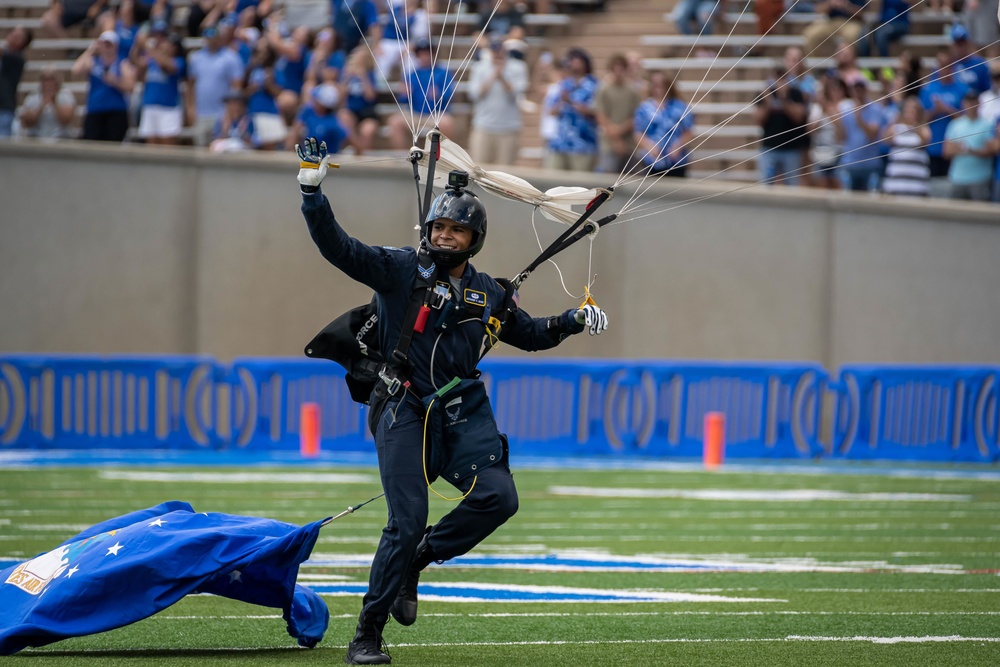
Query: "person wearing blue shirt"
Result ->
[[837, 79, 889, 191], [114, 0, 138, 61], [267, 23, 311, 125], [293, 83, 347, 154], [545, 48, 599, 172], [943, 90, 996, 200], [210, 90, 256, 151], [858, 0, 911, 58], [633, 71, 695, 177], [333, 0, 378, 55], [339, 46, 380, 155], [919, 50, 968, 179], [71, 30, 135, 142], [136, 27, 185, 145], [949, 25, 992, 96], [388, 40, 456, 149], [294, 137, 608, 665], [188, 25, 245, 146]]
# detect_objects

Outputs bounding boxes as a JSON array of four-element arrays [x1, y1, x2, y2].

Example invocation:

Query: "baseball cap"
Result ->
[[150, 19, 169, 34], [413, 39, 431, 52], [202, 25, 219, 38], [223, 90, 246, 103], [311, 83, 339, 109], [950, 24, 969, 42], [98, 30, 119, 46]]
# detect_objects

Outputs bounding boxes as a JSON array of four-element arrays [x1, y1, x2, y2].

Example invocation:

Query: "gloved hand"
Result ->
[[574, 304, 609, 336], [296, 137, 337, 192]]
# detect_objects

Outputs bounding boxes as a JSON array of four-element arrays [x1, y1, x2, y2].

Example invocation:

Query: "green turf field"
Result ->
[[1, 462, 999, 666]]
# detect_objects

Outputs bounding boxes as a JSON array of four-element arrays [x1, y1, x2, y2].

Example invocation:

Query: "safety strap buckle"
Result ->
[[429, 284, 451, 310], [378, 366, 408, 396]]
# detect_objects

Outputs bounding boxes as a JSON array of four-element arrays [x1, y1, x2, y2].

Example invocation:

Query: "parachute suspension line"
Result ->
[[530, 208, 581, 300], [342, 0, 416, 137], [613, 0, 763, 199]]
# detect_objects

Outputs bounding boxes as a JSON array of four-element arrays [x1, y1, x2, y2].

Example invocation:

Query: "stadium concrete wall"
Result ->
[[1, 140, 999, 368]]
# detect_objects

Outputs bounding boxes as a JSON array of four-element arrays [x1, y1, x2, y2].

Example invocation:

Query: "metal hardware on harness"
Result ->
[[430, 284, 451, 309], [378, 366, 407, 396]]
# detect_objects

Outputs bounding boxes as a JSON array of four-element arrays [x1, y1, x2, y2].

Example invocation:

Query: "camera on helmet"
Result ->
[[447, 170, 469, 191]]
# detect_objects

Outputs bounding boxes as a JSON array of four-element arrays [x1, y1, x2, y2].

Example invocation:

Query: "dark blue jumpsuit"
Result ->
[[301, 189, 585, 621]]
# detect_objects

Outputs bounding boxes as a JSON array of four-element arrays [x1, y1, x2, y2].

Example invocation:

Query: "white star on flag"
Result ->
[[106, 542, 123, 556], [148, 518, 166, 527], [65, 566, 79, 578], [228, 570, 242, 583]]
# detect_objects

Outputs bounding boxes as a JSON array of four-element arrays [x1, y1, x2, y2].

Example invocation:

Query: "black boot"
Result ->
[[345, 612, 390, 665], [389, 529, 437, 626]]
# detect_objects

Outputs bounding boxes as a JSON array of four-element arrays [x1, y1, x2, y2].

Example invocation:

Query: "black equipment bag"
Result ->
[[304, 297, 383, 404]]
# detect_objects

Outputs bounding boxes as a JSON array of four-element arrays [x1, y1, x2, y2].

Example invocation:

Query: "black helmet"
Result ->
[[423, 171, 487, 269]]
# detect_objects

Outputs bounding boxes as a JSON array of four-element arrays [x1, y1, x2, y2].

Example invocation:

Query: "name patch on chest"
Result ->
[[464, 289, 487, 307]]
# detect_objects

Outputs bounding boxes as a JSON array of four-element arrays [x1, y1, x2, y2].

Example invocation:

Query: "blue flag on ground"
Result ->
[[0, 501, 330, 655]]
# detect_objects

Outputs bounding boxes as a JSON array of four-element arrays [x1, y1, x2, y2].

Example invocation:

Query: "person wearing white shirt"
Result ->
[[468, 38, 528, 166]]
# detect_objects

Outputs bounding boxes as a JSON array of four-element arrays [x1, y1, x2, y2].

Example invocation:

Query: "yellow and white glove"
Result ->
[[295, 137, 338, 192]]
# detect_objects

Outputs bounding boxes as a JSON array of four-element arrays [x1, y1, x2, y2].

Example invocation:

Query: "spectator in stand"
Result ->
[[268, 23, 312, 126], [133, 0, 172, 24], [881, 95, 931, 196], [0, 26, 32, 138], [920, 49, 967, 189], [96, 0, 139, 62], [188, 0, 224, 38], [784, 46, 817, 103], [333, 0, 379, 55], [338, 46, 379, 155], [480, 0, 526, 42], [468, 37, 529, 166], [378, 0, 429, 79], [17, 68, 76, 140], [943, 90, 996, 201], [950, 24, 992, 96], [545, 48, 598, 172], [594, 53, 639, 174], [807, 75, 848, 189], [756, 0, 783, 35], [836, 79, 888, 191], [304, 27, 345, 99], [538, 52, 564, 158], [41, 0, 106, 38], [894, 49, 923, 98], [962, 0, 1000, 60], [673, 0, 726, 36], [633, 71, 694, 177], [135, 23, 186, 145], [218, 16, 252, 66], [188, 25, 245, 146], [289, 82, 346, 152], [71, 32, 132, 140], [754, 65, 809, 185], [832, 40, 868, 88], [803, 0, 867, 58], [858, 0, 912, 58], [72, 30, 136, 142], [243, 38, 287, 148], [387, 39, 455, 149], [210, 89, 255, 151]]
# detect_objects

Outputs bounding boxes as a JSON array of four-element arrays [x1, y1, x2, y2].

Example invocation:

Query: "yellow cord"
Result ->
[[580, 285, 598, 309], [422, 395, 477, 501]]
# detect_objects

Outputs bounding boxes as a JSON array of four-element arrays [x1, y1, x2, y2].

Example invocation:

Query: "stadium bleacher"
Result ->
[[0, 0, 966, 179]]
